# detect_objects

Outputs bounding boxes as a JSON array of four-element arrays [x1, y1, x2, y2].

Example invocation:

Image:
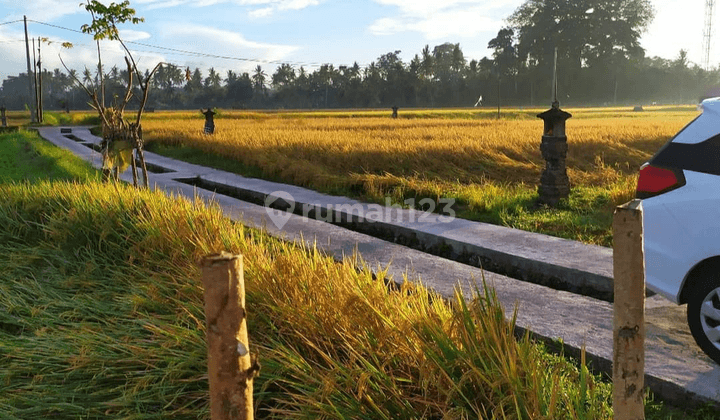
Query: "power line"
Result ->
[[0, 20, 23, 26], [26, 19, 84, 34], [26, 18, 359, 69], [129, 40, 324, 67]]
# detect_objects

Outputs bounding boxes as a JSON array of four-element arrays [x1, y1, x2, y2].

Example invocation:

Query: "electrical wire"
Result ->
[[26, 18, 367, 70]]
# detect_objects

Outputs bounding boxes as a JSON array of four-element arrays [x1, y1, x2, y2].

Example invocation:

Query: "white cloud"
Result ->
[[139, 0, 319, 16], [141, 0, 187, 10], [372, 0, 478, 17], [60, 40, 165, 75], [247, 0, 320, 18], [368, 18, 402, 36], [0, 30, 31, 76], [0, 26, 164, 80], [249, 7, 274, 18], [118, 29, 152, 42], [0, 0, 83, 21], [278, 0, 319, 11], [156, 23, 299, 73], [369, 4, 504, 40]]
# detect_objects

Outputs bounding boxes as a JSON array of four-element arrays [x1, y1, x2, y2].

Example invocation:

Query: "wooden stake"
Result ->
[[201, 253, 255, 420], [613, 199, 645, 420]]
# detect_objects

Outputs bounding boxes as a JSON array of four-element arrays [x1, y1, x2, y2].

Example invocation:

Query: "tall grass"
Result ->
[[0, 181, 619, 419]]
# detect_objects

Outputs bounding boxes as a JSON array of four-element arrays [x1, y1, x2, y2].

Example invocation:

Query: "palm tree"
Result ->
[[271, 63, 295, 88], [205, 67, 222, 89], [252, 65, 267, 93], [82, 68, 94, 87], [226, 70, 238, 85], [421, 45, 434, 106]]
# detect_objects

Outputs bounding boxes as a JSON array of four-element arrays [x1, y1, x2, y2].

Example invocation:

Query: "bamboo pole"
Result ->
[[201, 253, 255, 420], [612, 199, 645, 420]]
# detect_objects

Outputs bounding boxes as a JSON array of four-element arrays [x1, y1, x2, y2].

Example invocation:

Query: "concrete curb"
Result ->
[[48, 126, 618, 301]]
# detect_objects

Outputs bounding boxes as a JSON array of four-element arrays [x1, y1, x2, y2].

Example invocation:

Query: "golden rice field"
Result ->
[[140, 106, 698, 246]]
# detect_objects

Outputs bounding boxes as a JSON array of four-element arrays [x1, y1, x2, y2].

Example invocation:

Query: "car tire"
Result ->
[[687, 279, 720, 365]]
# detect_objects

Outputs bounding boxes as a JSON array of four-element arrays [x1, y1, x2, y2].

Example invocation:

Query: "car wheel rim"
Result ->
[[700, 286, 720, 351]]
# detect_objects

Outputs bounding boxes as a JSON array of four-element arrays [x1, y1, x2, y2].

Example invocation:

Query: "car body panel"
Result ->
[[670, 110, 717, 145], [641, 98, 720, 303], [643, 171, 720, 302]]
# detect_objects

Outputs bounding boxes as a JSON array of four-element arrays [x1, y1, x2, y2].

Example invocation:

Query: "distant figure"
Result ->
[[0, 106, 6, 127], [391, 106, 398, 118], [201, 108, 216, 134], [474, 96, 483, 107]]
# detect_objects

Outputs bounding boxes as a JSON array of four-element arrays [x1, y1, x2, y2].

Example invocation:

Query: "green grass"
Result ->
[[38, 111, 99, 127], [0, 130, 100, 183]]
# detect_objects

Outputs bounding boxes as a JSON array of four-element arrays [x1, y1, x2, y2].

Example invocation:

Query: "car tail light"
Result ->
[[636, 163, 685, 199]]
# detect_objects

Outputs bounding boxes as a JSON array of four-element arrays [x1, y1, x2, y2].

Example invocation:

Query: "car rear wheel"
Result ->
[[687, 280, 720, 365]]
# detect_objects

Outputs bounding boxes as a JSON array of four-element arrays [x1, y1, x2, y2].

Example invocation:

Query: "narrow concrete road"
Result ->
[[37, 126, 720, 407]]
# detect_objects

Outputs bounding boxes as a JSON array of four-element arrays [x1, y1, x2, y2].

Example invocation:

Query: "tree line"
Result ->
[[2, 0, 719, 111]]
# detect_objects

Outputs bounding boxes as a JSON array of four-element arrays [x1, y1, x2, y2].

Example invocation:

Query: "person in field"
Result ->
[[201, 108, 216, 134]]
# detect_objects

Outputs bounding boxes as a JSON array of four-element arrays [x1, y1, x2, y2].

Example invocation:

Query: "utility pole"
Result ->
[[32, 37, 38, 120], [497, 62, 501, 119], [497, 75, 501, 118], [703, 0, 715, 70], [23, 16, 37, 123], [551, 47, 559, 108], [37, 37, 43, 123]]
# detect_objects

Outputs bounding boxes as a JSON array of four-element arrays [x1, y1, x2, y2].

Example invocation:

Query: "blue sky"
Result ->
[[0, 0, 711, 81]]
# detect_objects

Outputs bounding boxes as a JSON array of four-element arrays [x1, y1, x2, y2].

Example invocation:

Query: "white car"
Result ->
[[638, 97, 720, 364]]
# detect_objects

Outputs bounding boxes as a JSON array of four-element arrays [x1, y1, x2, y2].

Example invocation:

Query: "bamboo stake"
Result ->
[[612, 199, 645, 420], [201, 253, 255, 420]]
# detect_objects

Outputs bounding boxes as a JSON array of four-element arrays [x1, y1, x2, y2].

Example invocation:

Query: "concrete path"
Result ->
[[37, 126, 720, 407]]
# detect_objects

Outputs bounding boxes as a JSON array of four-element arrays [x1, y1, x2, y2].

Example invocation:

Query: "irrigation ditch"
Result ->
[[170, 174, 620, 302], [64, 127, 620, 303]]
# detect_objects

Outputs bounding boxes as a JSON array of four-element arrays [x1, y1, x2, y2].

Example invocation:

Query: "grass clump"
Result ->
[[0, 180, 620, 419]]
